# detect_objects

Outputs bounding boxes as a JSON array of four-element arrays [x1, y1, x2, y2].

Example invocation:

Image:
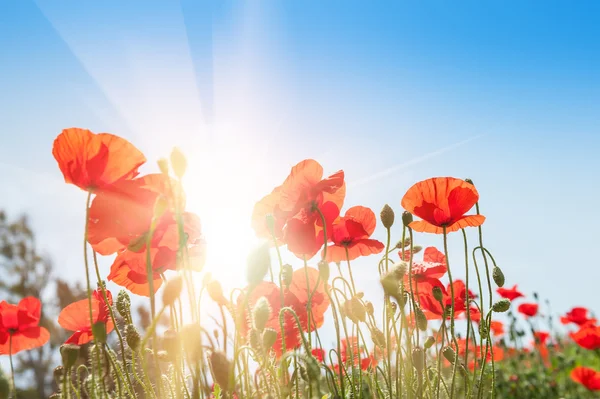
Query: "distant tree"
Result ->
[[0, 211, 86, 398]]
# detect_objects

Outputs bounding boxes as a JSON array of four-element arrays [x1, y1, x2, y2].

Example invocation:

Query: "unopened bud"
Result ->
[[424, 336, 435, 349], [157, 158, 169, 175], [412, 347, 425, 373], [412, 245, 423, 254], [170, 147, 187, 178], [432, 286, 444, 302], [262, 328, 277, 350], [350, 296, 366, 323], [380, 204, 395, 229], [402, 211, 413, 227], [395, 237, 411, 249], [53, 366, 64, 385], [60, 344, 80, 370], [162, 275, 183, 307], [492, 299, 511, 313], [318, 260, 330, 282], [209, 351, 231, 392], [380, 273, 399, 298], [479, 323, 489, 339], [365, 301, 375, 316], [125, 324, 141, 350], [415, 306, 428, 331], [91, 322, 107, 344], [281, 264, 293, 288], [492, 266, 505, 288], [116, 290, 131, 320], [370, 328, 386, 348], [442, 346, 456, 364], [392, 262, 408, 279], [252, 297, 272, 331], [246, 241, 271, 285]]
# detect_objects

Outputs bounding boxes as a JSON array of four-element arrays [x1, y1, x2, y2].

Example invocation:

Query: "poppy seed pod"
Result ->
[[170, 147, 187, 178], [53, 366, 64, 385], [209, 351, 231, 393], [412, 347, 425, 373], [415, 306, 428, 331], [402, 211, 413, 227], [252, 297, 272, 332], [424, 336, 436, 349], [116, 290, 131, 320], [442, 346, 456, 364], [91, 322, 107, 344], [125, 324, 141, 350], [157, 158, 169, 175], [493, 299, 511, 313], [493, 266, 505, 288], [162, 275, 184, 307], [246, 241, 271, 285], [318, 260, 330, 282], [432, 286, 444, 302], [60, 344, 80, 370], [281, 264, 293, 288], [380, 204, 395, 229], [262, 328, 277, 350]]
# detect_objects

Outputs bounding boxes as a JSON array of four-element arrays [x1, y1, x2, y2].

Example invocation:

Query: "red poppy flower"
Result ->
[[571, 366, 600, 391], [533, 331, 550, 345], [53, 128, 146, 192], [496, 285, 524, 301], [420, 280, 473, 320], [283, 201, 339, 259], [252, 159, 345, 239], [403, 246, 447, 294], [236, 282, 307, 358], [312, 348, 325, 363], [517, 303, 538, 318], [561, 307, 596, 327], [324, 206, 384, 262], [400, 177, 485, 234], [58, 289, 115, 345], [468, 306, 482, 322], [0, 297, 50, 355], [287, 267, 330, 331], [489, 320, 505, 337], [340, 336, 362, 364], [570, 324, 600, 350]]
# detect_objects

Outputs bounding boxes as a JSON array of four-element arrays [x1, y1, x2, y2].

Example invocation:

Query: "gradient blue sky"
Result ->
[[1, 1, 599, 337]]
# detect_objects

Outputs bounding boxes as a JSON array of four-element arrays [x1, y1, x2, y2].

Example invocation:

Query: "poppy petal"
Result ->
[[344, 206, 377, 236], [107, 262, 163, 297], [0, 327, 50, 355]]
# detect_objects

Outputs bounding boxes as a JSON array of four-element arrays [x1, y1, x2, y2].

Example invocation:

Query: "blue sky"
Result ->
[[0, 0, 599, 346]]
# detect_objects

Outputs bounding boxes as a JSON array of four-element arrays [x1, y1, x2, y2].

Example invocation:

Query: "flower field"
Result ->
[[0, 127, 598, 398]]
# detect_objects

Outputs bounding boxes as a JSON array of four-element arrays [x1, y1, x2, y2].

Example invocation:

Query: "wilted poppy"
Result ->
[[496, 285, 524, 301], [324, 206, 384, 262], [517, 303, 539, 318], [571, 366, 600, 391], [53, 128, 146, 192], [252, 159, 345, 239], [58, 289, 115, 345], [0, 297, 50, 355], [570, 324, 600, 350], [561, 307, 596, 327], [400, 177, 485, 234]]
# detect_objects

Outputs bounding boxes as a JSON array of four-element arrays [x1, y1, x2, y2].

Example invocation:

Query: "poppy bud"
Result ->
[[365, 301, 375, 316], [350, 296, 366, 323], [492, 299, 511, 313], [380, 204, 395, 229], [318, 260, 330, 282], [492, 266, 505, 288], [392, 262, 408, 279], [157, 158, 170, 175], [442, 346, 456, 364], [170, 147, 187, 178], [380, 272, 400, 298], [252, 297, 272, 332], [424, 336, 435, 349], [412, 347, 425, 373], [162, 275, 183, 307], [415, 306, 428, 331], [432, 286, 444, 302], [248, 328, 261, 350], [116, 290, 131, 320], [371, 327, 386, 348], [262, 328, 277, 350], [53, 366, 64, 385], [91, 322, 107, 344], [479, 323, 489, 339], [412, 245, 423, 254], [209, 351, 231, 392], [246, 241, 271, 285], [395, 237, 411, 249], [281, 264, 293, 288], [125, 324, 141, 350], [206, 279, 226, 306], [386, 300, 397, 321], [60, 344, 80, 370], [402, 211, 413, 227], [342, 301, 358, 324]]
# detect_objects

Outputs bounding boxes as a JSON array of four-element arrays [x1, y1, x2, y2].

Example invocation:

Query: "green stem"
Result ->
[[9, 333, 16, 399], [443, 227, 460, 399], [82, 193, 98, 388]]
